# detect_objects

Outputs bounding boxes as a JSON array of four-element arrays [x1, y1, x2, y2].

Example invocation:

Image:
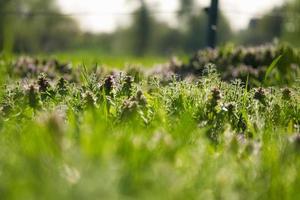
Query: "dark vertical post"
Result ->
[[207, 0, 219, 48]]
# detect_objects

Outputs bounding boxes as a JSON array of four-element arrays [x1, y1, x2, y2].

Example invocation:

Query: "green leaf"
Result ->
[[264, 55, 282, 85]]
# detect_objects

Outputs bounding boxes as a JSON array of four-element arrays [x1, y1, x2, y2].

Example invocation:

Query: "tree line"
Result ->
[[0, 0, 300, 56]]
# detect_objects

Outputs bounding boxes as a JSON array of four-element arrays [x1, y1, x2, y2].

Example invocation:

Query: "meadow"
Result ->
[[0, 45, 299, 199]]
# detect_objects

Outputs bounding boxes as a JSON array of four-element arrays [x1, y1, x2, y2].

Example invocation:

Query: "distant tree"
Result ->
[[177, 0, 205, 51], [217, 12, 233, 44], [131, 0, 152, 56], [0, 0, 11, 51], [184, 13, 206, 51], [283, 0, 300, 46], [178, 0, 194, 15], [236, 6, 285, 45], [146, 20, 184, 55], [0, 0, 81, 53], [178, 0, 195, 27], [75, 0, 232, 56]]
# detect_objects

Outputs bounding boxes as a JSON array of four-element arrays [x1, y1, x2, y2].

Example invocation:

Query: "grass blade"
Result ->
[[263, 55, 282, 85]]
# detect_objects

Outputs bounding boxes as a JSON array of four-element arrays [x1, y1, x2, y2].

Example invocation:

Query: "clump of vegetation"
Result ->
[[163, 44, 300, 86], [12, 56, 74, 80]]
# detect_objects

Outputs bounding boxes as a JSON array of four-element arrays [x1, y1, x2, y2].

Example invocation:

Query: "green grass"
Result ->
[[0, 56, 300, 200], [7, 49, 175, 69], [47, 49, 173, 69]]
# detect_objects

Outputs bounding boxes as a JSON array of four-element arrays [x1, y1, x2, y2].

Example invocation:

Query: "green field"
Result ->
[[45, 49, 178, 69], [0, 46, 300, 199]]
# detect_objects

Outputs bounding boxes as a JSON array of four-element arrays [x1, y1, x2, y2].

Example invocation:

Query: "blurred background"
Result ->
[[0, 0, 299, 59]]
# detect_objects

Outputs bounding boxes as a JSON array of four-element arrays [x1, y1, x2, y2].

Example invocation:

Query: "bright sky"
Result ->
[[57, 0, 286, 33]]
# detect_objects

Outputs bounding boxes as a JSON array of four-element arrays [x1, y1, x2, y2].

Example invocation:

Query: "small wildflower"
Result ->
[[37, 74, 50, 92], [103, 75, 115, 95], [222, 102, 235, 115], [254, 87, 266, 105], [282, 88, 291, 100], [57, 77, 68, 96], [226, 103, 235, 113], [211, 88, 221, 101], [209, 88, 222, 108]]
